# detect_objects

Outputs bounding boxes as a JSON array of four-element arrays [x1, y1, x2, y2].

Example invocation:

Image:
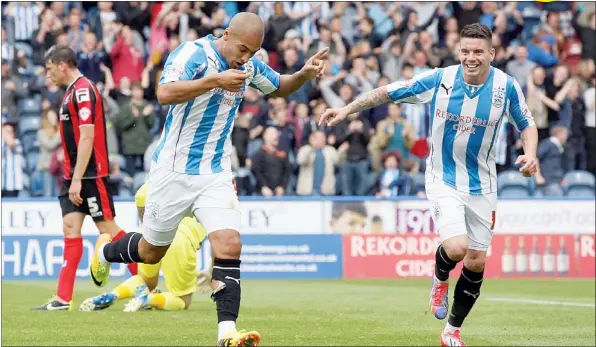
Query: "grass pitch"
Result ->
[[2, 279, 594, 346]]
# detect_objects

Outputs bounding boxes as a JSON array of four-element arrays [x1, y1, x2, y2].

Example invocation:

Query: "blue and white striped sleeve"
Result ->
[[386, 68, 442, 104], [506, 77, 535, 132], [249, 57, 281, 95], [159, 42, 208, 85]]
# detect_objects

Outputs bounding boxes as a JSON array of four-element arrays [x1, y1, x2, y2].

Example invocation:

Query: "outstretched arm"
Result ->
[[319, 68, 442, 126], [269, 48, 329, 98], [343, 86, 392, 115]]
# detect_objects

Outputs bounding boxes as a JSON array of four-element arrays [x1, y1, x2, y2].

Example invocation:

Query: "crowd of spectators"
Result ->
[[1, 1, 595, 199]]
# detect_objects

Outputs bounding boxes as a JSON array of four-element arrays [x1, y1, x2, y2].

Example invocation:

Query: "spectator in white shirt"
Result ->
[[1, 123, 25, 197]]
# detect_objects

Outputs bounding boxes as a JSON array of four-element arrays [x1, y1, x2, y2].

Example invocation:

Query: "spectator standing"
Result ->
[[506, 46, 536, 89], [1, 123, 25, 197], [564, 79, 587, 171], [114, 82, 155, 176], [77, 32, 110, 84], [536, 126, 568, 197], [1, 59, 26, 125], [571, 6, 595, 62], [336, 116, 371, 196], [251, 127, 291, 197], [109, 26, 144, 88], [37, 109, 62, 197], [2, 26, 16, 64], [584, 77, 596, 176], [31, 8, 62, 65], [296, 130, 347, 196], [4, 1, 41, 43]]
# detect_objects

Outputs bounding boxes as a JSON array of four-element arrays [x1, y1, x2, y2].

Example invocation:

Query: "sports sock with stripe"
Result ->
[[113, 230, 139, 275]]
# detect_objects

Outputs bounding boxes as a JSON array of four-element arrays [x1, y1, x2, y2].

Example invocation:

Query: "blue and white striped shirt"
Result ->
[[387, 65, 535, 195], [1, 139, 25, 191], [6, 3, 41, 41], [153, 35, 280, 175]]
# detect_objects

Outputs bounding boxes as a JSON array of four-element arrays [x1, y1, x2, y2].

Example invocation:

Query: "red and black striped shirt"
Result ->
[[58, 76, 109, 179]]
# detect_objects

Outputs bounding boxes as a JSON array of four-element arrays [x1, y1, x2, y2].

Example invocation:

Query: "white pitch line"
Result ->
[[487, 297, 596, 308]]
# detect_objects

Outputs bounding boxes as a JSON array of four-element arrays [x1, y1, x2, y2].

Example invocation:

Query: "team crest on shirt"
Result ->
[[163, 65, 185, 80], [146, 202, 160, 220], [431, 202, 442, 222], [491, 87, 505, 108], [79, 107, 91, 121]]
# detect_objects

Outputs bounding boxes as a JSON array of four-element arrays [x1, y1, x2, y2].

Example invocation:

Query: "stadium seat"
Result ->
[[18, 97, 42, 114], [26, 151, 39, 173], [497, 170, 532, 198], [563, 171, 595, 197], [20, 132, 38, 152], [30, 171, 45, 197], [19, 116, 41, 135], [18, 188, 30, 198]]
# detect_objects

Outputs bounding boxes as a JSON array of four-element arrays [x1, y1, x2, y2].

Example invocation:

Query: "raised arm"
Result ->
[[268, 48, 329, 98], [319, 68, 442, 126]]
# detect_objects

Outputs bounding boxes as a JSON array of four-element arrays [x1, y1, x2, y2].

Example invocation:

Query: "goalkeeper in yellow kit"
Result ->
[[79, 183, 209, 312]]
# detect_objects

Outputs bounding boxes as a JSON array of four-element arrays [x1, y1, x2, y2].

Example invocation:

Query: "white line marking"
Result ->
[[487, 297, 596, 308]]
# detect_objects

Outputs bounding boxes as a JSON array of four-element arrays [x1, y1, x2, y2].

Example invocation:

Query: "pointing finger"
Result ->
[[318, 110, 331, 126], [312, 47, 330, 60]]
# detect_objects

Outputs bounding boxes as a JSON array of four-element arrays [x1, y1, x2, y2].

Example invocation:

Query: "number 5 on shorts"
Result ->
[[88, 197, 99, 214]]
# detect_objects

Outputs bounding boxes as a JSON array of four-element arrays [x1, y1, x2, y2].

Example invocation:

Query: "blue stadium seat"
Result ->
[[497, 170, 532, 198], [26, 151, 39, 173], [30, 171, 45, 197], [19, 116, 40, 135], [20, 132, 38, 152], [18, 97, 42, 114], [563, 171, 595, 197], [18, 188, 31, 198]]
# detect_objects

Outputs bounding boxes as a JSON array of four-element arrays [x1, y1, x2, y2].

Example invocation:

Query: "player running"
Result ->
[[79, 183, 207, 312], [33, 46, 137, 311], [319, 23, 538, 346], [88, 12, 327, 346]]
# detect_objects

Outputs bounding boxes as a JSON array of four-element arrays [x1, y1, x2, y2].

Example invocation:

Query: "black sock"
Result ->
[[435, 245, 458, 281], [211, 258, 241, 323], [448, 266, 484, 328], [102, 232, 143, 263]]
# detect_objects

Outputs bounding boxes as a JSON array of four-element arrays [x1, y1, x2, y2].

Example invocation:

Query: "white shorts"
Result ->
[[142, 164, 241, 246], [425, 179, 497, 251]]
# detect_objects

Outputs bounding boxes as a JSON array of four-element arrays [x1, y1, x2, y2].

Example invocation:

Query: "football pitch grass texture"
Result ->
[[2, 279, 594, 346]]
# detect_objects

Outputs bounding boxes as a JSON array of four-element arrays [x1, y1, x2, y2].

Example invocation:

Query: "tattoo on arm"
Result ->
[[344, 86, 391, 114]]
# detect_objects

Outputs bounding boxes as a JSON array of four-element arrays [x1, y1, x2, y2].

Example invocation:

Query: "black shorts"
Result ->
[[59, 177, 115, 222]]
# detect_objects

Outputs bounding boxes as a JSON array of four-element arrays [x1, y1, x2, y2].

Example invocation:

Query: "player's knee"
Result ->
[[464, 250, 487, 272], [442, 236, 469, 261], [138, 238, 168, 264], [209, 229, 242, 258], [62, 213, 84, 238]]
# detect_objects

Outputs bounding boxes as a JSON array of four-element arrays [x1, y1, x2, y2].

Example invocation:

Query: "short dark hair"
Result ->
[[45, 45, 77, 67], [460, 23, 493, 43]]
